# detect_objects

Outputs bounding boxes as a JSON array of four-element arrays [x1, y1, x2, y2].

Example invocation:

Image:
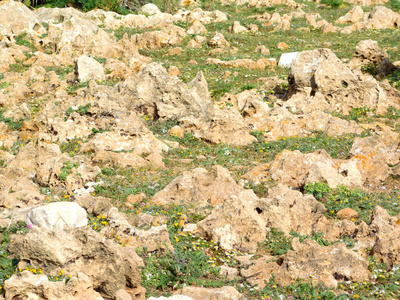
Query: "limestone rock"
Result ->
[[119, 63, 212, 121], [25, 202, 87, 231], [151, 165, 242, 206], [197, 190, 266, 252], [337, 208, 359, 220], [4, 270, 104, 300], [174, 286, 242, 300], [257, 184, 326, 236], [181, 107, 257, 146], [187, 20, 207, 35], [275, 238, 370, 287], [336, 6, 364, 24], [288, 48, 391, 115], [74, 55, 105, 82], [230, 21, 247, 33], [17, 226, 142, 299], [141, 3, 161, 15], [208, 32, 230, 48]]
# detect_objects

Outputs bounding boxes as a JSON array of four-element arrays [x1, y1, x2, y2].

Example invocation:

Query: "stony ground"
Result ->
[[1, 0, 400, 299]]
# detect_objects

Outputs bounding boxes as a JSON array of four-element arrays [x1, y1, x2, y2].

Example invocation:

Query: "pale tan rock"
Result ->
[[219, 266, 239, 280], [180, 107, 257, 146], [187, 20, 207, 34], [187, 39, 202, 49], [363, 6, 400, 30], [274, 18, 290, 31], [240, 256, 280, 289], [169, 125, 184, 138], [168, 66, 182, 77], [337, 208, 359, 220], [208, 32, 230, 48], [275, 238, 370, 288], [197, 190, 266, 252], [288, 48, 391, 115], [230, 21, 247, 33], [15, 227, 142, 299], [126, 193, 146, 206], [254, 45, 270, 55], [4, 270, 104, 300], [175, 286, 242, 300], [258, 184, 326, 236], [151, 165, 242, 206], [122, 225, 174, 252], [74, 55, 105, 82], [92, 151, 148, 169], [336, 6, 364, 24], [348, 39, 388, 69], [277, 42, 289, 50], [184, 9, 228, 24], [206, 58, 274, 70]]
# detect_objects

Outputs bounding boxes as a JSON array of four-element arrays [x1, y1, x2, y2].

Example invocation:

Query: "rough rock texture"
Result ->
[[74, 55, 105, 82], [174, 286, 242, 300], [25, 202, 87, 231], [287, 48, 393, 115], [4, 271, 104, 300], [244, 150, 362, 188], [197, 190, 267, 252], [151, 165, 242, 206], [16, 227, 143, 299], [119, 63, 212, 121], [256, 184, 327, 236], [180, 107, 257, 146]]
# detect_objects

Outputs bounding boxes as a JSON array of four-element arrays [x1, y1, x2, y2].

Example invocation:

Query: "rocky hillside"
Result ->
[[1, 0, 400, 299]]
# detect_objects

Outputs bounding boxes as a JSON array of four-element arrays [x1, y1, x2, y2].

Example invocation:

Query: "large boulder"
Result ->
[[4, 271, 103, 300], [16, 226, 143, 299], [151, 165, 242, 206], [197, 190, 267, 252], [287, 48, 392, 115], [119, 63, 212, 121], [0, 0, 44, 38]]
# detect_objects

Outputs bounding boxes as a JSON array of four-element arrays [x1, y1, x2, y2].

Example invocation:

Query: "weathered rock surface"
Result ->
[[174, 286, 242, 300], [151, 165, 242, 206], [15, 226, 143, 298], [25, 202, 87, 231], [287, 48, 393, 115], [74, 55, 105, 82], [4, 271, 104, 300]]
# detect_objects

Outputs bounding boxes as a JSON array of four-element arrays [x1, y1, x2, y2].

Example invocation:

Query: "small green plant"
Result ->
[[320, 0, 343, 8], [65, 104, 91, 118], [59, 161, 79, 182]]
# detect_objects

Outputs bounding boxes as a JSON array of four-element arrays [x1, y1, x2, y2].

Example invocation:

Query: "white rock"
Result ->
[[74, 55, 105, 82], [278, 51, 299, 68], [141, 3, 161, 16], [25, 202, 87, 231]]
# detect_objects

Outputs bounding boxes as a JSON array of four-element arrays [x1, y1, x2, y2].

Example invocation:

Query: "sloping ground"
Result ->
[[0, 0, 400, 299]]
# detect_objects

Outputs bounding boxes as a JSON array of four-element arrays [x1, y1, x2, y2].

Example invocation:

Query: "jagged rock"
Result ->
[[244, 150, 362, 188], [254, 45, 270, 55], [369, 206, 400, 267], [336, 6, 364, 24], [240, 255, 279, 289], [174, 286, 242, 300], [230, 21, 247, 33], [256, 184, 326, 235], [4, 271, 104, 300], [277, 238, 370, 287], [348, 39, 388, 69], [151, 165, 242, 206], [119, 63, 212, 121], [197, 190, 266, 252], [208, 32, 230, 48], [25, 202, 87, 231], [187, 20, 207, 34], [363, 6, 400, 30], [0, 0, 45, 38], [287, 48, 392, 115], [16, 226, 143, 299], [74, 55, 105, 82], [148, 296, 193, 300], [180, 107, 257, 146], [131, 25, 187, 50]]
